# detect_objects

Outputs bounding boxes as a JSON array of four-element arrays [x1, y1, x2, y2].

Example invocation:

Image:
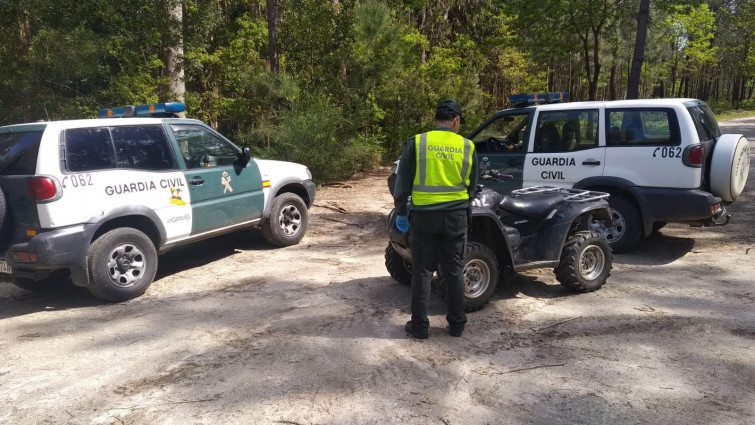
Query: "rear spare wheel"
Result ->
[[709, 134, 750, 202], [0, 188, 6, 233]]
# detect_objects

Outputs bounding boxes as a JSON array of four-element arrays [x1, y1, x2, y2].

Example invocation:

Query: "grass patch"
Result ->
[[717, 110, 755, 121]]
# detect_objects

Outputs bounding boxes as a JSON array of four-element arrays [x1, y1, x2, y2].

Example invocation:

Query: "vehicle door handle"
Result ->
[[189, 177, 205, 185], [582, 160, 601, 166]]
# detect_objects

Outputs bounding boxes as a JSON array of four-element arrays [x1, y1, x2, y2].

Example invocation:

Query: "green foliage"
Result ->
[[1, 0, 754, 182], [273, 92, 381, 182]]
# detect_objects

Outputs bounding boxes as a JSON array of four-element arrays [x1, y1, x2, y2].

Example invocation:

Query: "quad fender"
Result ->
[[540, 201, 611, 263], [573, 176, 652, 237], [469, 207, 515, 271]]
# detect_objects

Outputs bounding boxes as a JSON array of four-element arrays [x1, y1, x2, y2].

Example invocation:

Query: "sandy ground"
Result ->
[[0, 120, 753, 425]]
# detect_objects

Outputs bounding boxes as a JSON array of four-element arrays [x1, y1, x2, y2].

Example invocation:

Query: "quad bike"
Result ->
[[385, 171, 614, 312]]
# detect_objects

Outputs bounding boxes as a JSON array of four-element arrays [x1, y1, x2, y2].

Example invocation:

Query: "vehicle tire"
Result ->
[[601, 194, 642, 253], [0, 188, 6, 236], [86, 228, 157, 302], [555, 230, 612, 293], [709, 134, 750, 202], [261, 193, 308, 247], [385, 243, 412, 285], [438, 242, 499, 312]]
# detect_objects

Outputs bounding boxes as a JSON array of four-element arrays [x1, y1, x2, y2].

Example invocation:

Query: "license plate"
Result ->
[[0, 259, 11, 274]]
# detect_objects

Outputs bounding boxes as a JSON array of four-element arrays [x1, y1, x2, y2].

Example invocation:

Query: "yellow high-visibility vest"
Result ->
[[412, 131, 475, 206]]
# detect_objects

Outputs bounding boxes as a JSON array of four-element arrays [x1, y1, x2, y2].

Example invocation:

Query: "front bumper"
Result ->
[[303, 179, 317, 208]]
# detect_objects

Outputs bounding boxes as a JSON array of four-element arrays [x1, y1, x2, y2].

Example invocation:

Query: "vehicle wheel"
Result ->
[[0, 188, 6, 236], [594, 194, 641, 253], [261, 193, 308, 247], [86, 228, 157, 302], [438, 242, 499, 312], [555, 230, 612, 293], [385, 243, 412, 285], [709, 134, 750, 202]]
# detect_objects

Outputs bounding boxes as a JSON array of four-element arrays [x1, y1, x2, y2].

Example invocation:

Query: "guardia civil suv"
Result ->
[[0, 103, 316, 301], [389, 94, 750, 252]]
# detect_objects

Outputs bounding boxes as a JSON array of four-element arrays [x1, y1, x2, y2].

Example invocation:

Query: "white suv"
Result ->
[[0, 103, 316, 301], [389, 95, 750, 252]]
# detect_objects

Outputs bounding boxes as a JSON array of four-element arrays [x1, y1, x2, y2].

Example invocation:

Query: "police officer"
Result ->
[[393, 100, 478, 339]]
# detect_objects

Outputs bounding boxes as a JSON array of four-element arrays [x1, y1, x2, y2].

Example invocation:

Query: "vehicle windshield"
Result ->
[[0, 130, 44, 175]]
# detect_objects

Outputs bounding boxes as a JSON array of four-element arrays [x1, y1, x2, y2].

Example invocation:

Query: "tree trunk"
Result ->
[[420, 7, 427, 65], [609, 56, 617, 100], [17, 1, 30, 53], [626, 0, 650, 100], [165, 0, 185, 103], [266, 0, 279, 74], [588, 27, 601, 101]]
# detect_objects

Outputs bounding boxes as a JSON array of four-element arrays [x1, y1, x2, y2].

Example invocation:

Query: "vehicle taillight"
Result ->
[[685, 145, 705, 167], [10, 251, 38, 263], [28, 177, 57, 201]]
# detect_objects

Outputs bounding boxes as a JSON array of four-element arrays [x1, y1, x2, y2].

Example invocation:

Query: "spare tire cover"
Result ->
[[709, 134, 750, 202], [0, 188, 6, 233]]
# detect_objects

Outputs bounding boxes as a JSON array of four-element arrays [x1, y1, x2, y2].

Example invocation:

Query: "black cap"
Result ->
[[435, 99, 465, 124]]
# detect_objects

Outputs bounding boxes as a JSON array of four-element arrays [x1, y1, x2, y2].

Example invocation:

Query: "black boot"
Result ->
[[404, 321, 428, 339]]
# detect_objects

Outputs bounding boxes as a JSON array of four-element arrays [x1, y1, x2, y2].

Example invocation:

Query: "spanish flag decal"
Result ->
[[262, 180, 271, 188]]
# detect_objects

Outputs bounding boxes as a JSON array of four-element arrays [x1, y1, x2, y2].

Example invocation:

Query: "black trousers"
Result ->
[[408, 209, 468, 331]]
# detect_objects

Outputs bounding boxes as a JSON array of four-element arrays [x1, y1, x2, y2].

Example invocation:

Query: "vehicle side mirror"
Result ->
[[237, 147, 251, 165]]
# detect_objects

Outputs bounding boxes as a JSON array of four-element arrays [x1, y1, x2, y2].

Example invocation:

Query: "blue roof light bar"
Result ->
[[509, 92, 569, 106], [98, 102, 186, 118]]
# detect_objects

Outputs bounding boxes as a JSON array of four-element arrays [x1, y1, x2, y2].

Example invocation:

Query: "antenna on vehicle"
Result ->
[[43, 104, 50, 121]]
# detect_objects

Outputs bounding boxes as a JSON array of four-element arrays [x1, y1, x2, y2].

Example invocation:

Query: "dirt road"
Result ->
[[1, 123, 754, 424]]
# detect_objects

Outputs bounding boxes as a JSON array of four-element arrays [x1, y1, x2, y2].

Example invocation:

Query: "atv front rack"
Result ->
[[509, 186, 610, 203]]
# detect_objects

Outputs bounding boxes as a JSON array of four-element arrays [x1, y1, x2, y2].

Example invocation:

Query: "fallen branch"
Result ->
[[111, 397, 217, 411], [313, 203, 348, 214], [320, 216, 360, 226], [501, 364, 565, 374], [534, 316, 582, 332]]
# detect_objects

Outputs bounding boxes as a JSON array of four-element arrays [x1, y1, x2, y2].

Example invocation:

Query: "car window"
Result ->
[[65, 128, 118, 172], [535, 109, 599, 153], [171, 124, 238, 169], [472, 113, 530, 154], [686, 104, 721, 143], [111, 126, 175, 170], [65, 125, 174, 172], [0, 131, 43, 175], [606, 109, 680, 146]]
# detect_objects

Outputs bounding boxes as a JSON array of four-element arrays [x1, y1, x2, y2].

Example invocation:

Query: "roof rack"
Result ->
[[509, 92, 568, 107], [98, 102, 185, 118], [510, 186, 609, 203]]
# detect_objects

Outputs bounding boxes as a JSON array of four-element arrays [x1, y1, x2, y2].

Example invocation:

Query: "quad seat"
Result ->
[[500, 192, 565, 221]]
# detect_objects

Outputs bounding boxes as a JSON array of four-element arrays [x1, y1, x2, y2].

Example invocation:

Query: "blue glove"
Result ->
[[396, 215, 410, 233]]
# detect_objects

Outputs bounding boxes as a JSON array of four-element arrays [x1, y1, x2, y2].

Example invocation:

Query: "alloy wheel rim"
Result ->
[[591, 208, 625, 243], [278, 204, 302, 236], [106, 243, 146, 287]]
